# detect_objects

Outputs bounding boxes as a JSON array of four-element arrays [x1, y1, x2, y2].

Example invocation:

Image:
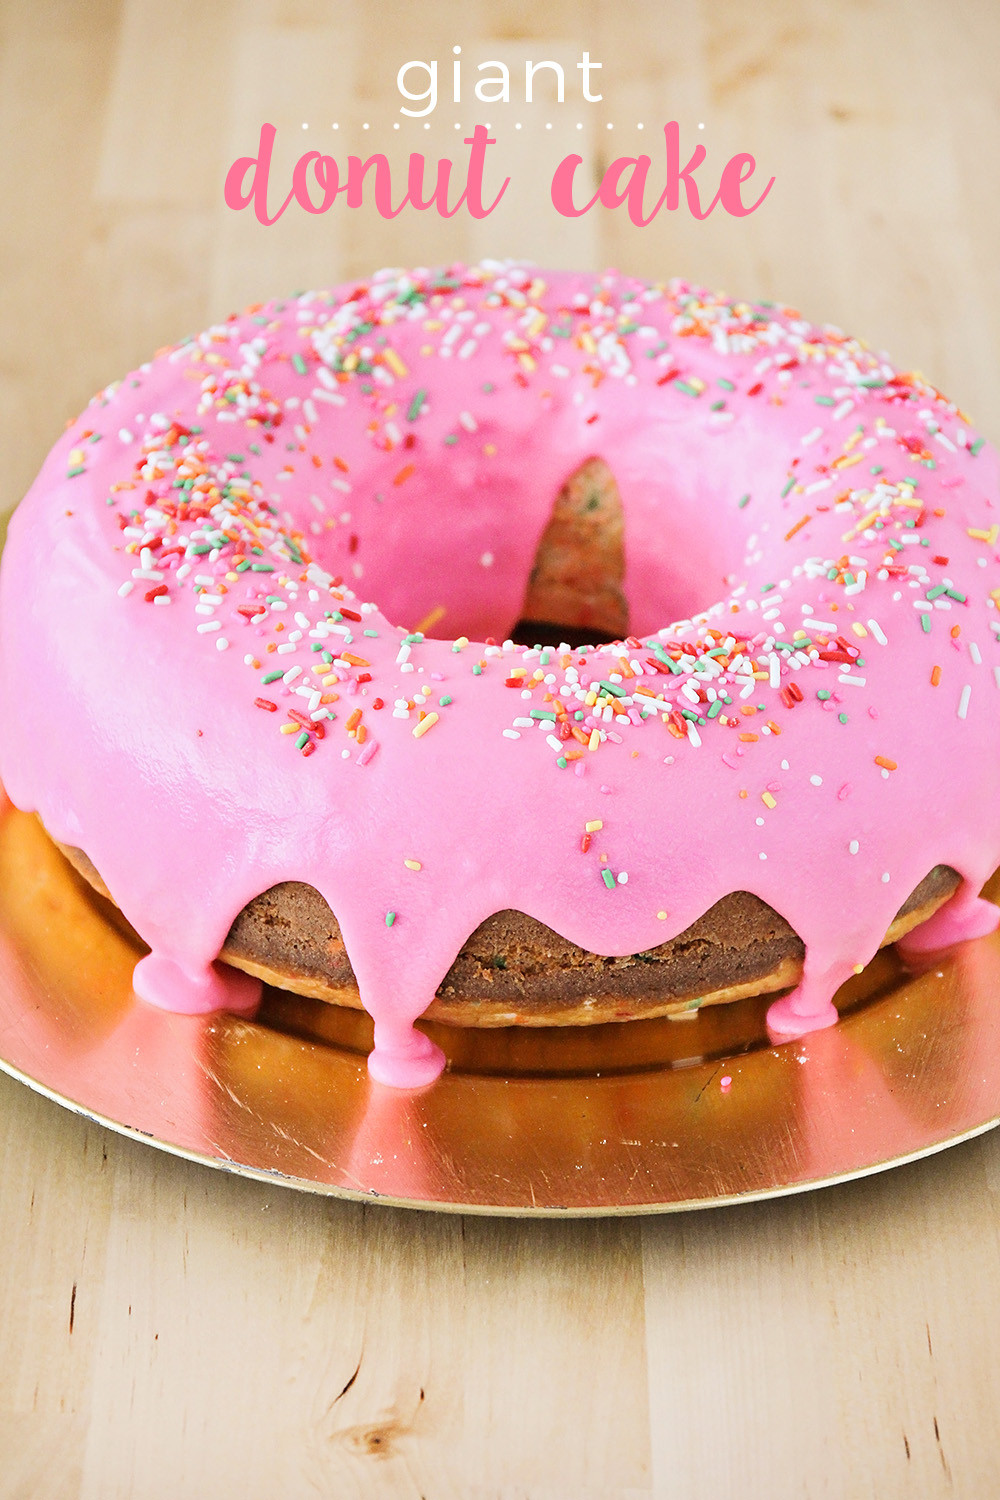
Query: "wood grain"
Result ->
[[2, 0, 1000, 1494]]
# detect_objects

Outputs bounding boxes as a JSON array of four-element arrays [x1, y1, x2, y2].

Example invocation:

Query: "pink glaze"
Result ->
[[2, 262, 1000, 1089]]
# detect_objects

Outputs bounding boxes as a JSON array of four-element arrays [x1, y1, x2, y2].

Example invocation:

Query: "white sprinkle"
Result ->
[[802, 618, 836, 632], [970, 641, 982, 665], [197, 620, 221, 632], [768, 653, 780, 689], [686, 723, 701, 747], [480, 552, 494, 567], [881, 872, 890, 883], [838, 673, 867, 688], [458, 410, 478, 432], [282, 666, 301, 684], [216, 637, 229, 651], [117, 580, 134, 598], [546, 735, 563, 752], [118, 427, 134, 444], [800, 426, 824, 447], [849, 840, 860, 854], [502, 729, 521, 739], [153, 595, 171, 606], [866, 619, 888, 646], [810, 775, 823, 786], [994, 666, 1000, 690], [833, 399, 855, 421], [958, 684, 972, 720], [617, 871, 629, 885], [759, 852, 767, 860]]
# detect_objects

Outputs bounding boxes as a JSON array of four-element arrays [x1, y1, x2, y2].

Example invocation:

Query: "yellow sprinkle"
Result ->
[[833, 451, 864, 468], [588, 729, 601, 752], [403, 859, 422, 871], [851, 622, 868, 638], [414, 604, 446, 635], [853, 963, 864, 975], [68, 447, 84, 465], [322, 673, 338, 687], [412, 712, 439, 739], [280, 722, 298, 734], [584, 690, 598, 706], [657, 911, 668, 920], [761, 791, 777, 809], [585, 820, 604, 833], [383, 348, 408, 379], [483, 443, 497, 456], [969, 525, 1000, 545], [453, 635, 469, 650]]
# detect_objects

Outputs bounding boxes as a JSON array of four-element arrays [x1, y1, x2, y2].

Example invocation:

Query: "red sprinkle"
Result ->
[[254, 698, 277, 712]]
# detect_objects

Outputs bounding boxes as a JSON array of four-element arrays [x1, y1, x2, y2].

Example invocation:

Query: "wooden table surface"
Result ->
[[3, 1, 1000, 1494]]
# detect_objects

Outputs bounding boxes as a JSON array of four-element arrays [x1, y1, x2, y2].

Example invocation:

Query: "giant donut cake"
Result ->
[[2, 261, 1000, 1089]]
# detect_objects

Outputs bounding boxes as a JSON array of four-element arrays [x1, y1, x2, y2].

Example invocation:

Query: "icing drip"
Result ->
[[897, 886, 1000, 958], [2, 261, 1000, 1089], [133, 953, 262, 1017]]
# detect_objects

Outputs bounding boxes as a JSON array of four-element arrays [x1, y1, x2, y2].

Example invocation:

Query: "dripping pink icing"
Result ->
[[2, 262, 1000, 1089]]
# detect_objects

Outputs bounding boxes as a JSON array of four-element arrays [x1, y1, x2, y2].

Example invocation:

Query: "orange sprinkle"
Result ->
[[345, 708, 362, 732], [341, 653, 370, 667], [784, 514, 811, 542], [874, 755, 897, 771], [931, 665, 942, 686], [739, 732, 759, 742], [356, 724, 367, 745], [393, 464, 415, 486], [951, 625, 961, 639]]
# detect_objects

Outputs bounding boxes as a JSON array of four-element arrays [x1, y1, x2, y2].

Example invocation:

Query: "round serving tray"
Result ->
[[1, 795, 999, 1216]]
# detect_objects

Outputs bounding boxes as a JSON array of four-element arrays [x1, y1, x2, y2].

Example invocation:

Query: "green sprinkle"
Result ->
[[781, 476, 795, 498], [710, 399, 726, 411], [406, 389, 427, 421], [674, 380, 701, 398], [707, 700, 722, 718], [472, 663, 482, 675], [601, 869, 617, 890], [556, 757, 568, 769], [738, 493, 751, 509], [66, 466, 85, 478], [363, 628, 379, 638], [971, 437, 985, 456], [530, 709, 556, 720], [235, 559, 252, 572], [295, 731, 309, 750], [946, 588, 967, 602], [251, 564, 274, 573], [291, 353, 308, 376], [385, 910, 396, 927], [261, 670, 284, 684], [717, 377, 735, 391], [858, 375, 885, 388], [597, 680, 627, 697], [817, 689, 831, 701], [439, 695, 453, 707], [404, 633, 424, 644], [838, 712, 849, 724], [869, 465, 884, 475], [443, 434, 459, 446], [921, 613, 932, 633], [814, 395, 836, 406], [926, 584, 947, 600]]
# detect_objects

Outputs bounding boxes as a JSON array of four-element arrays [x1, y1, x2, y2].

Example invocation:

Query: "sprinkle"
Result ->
[[117, 580, 134, 598], [585, 820, 604, 833], [866, 619, 888, 646], [849, 840, 860, 854], [784, 514, 811, 541], [761, 792, 777, 809], [261, 669, 284, 685], [406, 388, 427, 421], [958, 684, 972, 720], [291, 353, 308, 375], [931, 665, 942, 686], [294, 731, 309, 750], [617, 871, 629, 885], [970, 438, 986, 456], [255, 697, 277, 712], [412, 712, 439, 738], [874, 756, 897, 771], [657, 910, 668, 920], [404, 859, 422, 871], [601, 869, 616, 889], [588, 729, 601, 752], [385, 911, 396, 927], [720, 1075, 732, 1092]]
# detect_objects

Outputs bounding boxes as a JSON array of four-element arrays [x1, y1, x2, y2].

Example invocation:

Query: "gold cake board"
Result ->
[[1, 795, 998, 1216]]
